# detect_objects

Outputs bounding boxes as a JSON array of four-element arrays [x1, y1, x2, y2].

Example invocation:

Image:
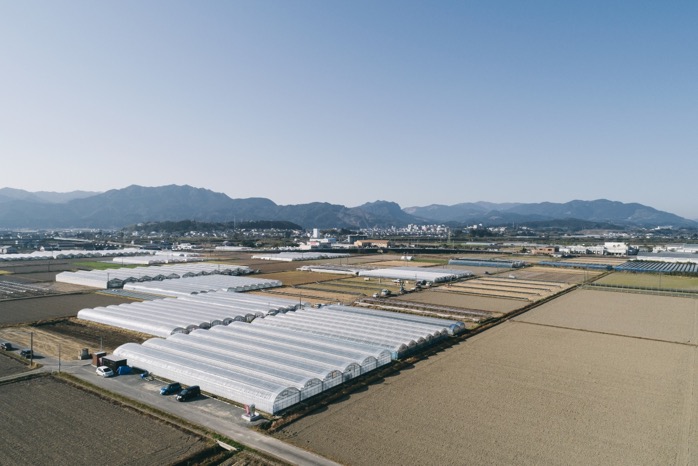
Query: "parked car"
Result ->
[[0, 342, 13, 350], [19, 349, 32, 358], [96, 366, 114, 377], [176, 385, 200, 402], [160, 382, 182, 395]]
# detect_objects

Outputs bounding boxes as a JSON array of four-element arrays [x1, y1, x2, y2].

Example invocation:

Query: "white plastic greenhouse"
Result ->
[[56, 263, 253, 289], [251, 252, 349, 262], [77, 293, 301, 337], [114, 343, 303, 413], [108, 304, 464, 414], [358, 266, 472, 283], [123, 275, 282, 296]]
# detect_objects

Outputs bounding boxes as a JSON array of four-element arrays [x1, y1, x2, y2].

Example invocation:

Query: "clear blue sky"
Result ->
[[1, 1, 696, 218]]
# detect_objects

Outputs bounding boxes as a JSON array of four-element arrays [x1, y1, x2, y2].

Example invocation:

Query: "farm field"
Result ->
[[393, 289, 524, 314], [441, 277, 570, 301], [0, 352, 29, 377], [0, 376, 209, 465], [515, 289, 698, 344], [507, 265, 600, 283], [0, 292, 133, 326], [255, 270, 343, 286], [275, 311, 698, 465], [593, 272, 698, 291]]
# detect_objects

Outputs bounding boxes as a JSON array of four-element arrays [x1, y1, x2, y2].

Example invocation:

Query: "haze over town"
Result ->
[[1, 1, 696, 218]]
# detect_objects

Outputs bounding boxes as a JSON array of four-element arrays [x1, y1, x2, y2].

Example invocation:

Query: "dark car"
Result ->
[[175, 385, 200, 402], [0, 342, 13, 350], [20, 349, 33, 358], [160, 382, 182, 395]]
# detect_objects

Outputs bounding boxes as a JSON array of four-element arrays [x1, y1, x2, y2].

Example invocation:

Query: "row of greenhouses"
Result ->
[[358, 266, 472, 283], [123, 275, 282, 296], [0, 248, 145, 262], [113, 306, 463, 413], [78, 292, 301, 337], [56, 263, 253, 289], [251, 252, 349, 262]]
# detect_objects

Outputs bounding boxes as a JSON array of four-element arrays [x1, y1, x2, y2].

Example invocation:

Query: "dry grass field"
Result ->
[[0, 318, 150, 359], [594, 272, 698, 291], [275, 292, 698, 465], [0, 376, 210, 465]]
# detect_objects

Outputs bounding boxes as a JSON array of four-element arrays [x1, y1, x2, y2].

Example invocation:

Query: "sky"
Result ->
[[1, 1, 696, 217]]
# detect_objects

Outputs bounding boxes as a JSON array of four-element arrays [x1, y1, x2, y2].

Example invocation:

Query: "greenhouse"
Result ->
[[114, 343, 303, 413], [251, 252, 349, 262], [322, 304, 466, 336], [123, 275, 282, 296], [0, 248, 144, 262], [113, 312, 402, 413], [77, 293, 300, 337], [107, 303, 464, 413], [56, 263, 254, 289], [358, 266, 472, 283]]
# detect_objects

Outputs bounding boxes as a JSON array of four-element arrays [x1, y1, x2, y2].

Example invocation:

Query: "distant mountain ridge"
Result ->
[[0, 185, 693, 229], [405, 199, 694, 228]]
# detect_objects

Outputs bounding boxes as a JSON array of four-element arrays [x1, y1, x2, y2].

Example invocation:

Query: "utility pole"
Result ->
[[30, 332, 34, 368]]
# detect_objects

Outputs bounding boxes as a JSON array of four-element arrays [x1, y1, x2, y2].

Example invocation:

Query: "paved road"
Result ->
[[4, 347, 339, 466]]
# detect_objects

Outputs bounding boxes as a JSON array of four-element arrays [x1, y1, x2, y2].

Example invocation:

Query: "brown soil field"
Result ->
[[0, 352, 29, 377], [509, 266, 601, 283], [275, 319, 698, 465], [515, 288, 698, 344], [0, 375, 210, 465], [445, 277, 572, 301], [0, 292, 133, 326], [255, 270, 344, 286], [393, 289, 524, 314], [594, 272, 698, 291]]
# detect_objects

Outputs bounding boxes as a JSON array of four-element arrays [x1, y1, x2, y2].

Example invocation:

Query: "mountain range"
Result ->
[[0, 185, 694, 230]]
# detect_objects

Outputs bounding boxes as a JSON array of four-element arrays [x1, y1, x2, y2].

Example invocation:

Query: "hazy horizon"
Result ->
[[1, 2, 696, 217]]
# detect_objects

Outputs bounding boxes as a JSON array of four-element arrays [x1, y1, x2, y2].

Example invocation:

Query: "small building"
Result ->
[[533, 246, 558, 255], [355, 239, 392, 248]]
